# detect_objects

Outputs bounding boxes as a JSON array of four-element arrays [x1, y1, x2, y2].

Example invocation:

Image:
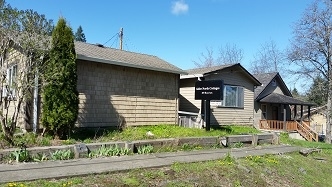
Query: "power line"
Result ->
[[110, 35, 118, 48], [103, 32, 119, 46]]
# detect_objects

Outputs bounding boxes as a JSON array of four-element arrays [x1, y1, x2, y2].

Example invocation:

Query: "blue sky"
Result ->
[[9, 0, 312, 85]]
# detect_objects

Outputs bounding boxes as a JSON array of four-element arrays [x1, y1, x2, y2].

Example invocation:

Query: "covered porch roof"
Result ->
[[258, 93, 316, 106]]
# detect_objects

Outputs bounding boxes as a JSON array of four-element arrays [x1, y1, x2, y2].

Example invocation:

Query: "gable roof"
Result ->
[[259, 93, 315, 106], [74, 41, 186, 75], [253, 72, 291, 100], [186, 64, 235, 75], [182, 63, 261, 86], [8, 34, 185, 75], [75, 42, 185, 75]]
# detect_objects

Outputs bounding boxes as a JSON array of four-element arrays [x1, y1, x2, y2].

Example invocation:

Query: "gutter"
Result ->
[[77, 54, 187, 75]]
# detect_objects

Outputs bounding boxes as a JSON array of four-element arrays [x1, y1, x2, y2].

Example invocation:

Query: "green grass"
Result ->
[[3, 130, 332, 186], [8, 144, 332, 187], [0, 124, 260, 148], [98, 124, 260, 142], [280, 132, 332, 150]]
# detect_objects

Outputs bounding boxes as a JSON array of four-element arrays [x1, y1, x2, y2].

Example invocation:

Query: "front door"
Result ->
[[272, 106, 278, 120]]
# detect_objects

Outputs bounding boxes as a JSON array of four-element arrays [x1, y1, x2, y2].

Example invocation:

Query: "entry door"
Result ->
[[272, 106, 278, 120]]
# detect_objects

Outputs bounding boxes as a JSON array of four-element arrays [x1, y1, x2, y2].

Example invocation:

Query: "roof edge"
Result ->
[[214, 63, 261, 86], [77, 54, 187, 75], [180, 74, 204, 79], [255, 73, 291, 100]]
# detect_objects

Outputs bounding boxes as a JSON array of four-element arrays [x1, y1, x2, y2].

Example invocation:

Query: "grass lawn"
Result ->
[[2, 125, 332, 186], [0, 124, 260, 148]]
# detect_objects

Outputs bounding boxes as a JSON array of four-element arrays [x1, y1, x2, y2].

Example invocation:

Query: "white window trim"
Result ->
[[3, 64, 17, 99], [211, 85, 244, 108]]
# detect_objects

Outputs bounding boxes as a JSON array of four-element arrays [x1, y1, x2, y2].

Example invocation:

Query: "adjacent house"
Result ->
[[179, 63, 261, 126], [253, 72, 318, 141]]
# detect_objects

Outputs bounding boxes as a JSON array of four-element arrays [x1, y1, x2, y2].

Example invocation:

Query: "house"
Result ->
[[4, 40, 186, 130], [179, 63, 261, 126], [73, 42, 186, 128], [253, 72, 318, 141]]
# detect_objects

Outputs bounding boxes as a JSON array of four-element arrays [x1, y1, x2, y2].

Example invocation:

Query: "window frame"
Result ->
[[3, 64, 18, 99], [211, 84, 244, 108], [261, 104, 267, 119]]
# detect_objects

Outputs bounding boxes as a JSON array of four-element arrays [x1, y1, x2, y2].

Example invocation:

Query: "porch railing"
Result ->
[[259, 120, 297, 131], [259, 120, 317, 142], [296, 121, 318, 142]]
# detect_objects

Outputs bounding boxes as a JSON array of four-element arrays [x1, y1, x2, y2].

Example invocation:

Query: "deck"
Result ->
[[259, 120, 318, 142]]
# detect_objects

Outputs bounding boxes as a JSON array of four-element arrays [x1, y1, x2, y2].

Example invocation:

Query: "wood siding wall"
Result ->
[[77, 60, 179, 127], [253, 77, 291, 127], [179, 78, 200, 113], [179, 68, 256, 126], [207, 71, 255, 125], [4, 49, 32, 130]]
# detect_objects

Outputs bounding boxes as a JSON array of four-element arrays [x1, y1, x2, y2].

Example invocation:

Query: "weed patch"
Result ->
[[137, 144, 154, 154], [89, 144, 130, 158]]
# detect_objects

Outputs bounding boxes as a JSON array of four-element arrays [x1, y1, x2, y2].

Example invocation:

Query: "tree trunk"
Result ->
[[326, 82, 332, 143], [326, 57, 332, 143]]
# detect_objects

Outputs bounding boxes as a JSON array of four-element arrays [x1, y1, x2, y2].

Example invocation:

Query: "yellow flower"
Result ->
[[8, 182, 16, 187]]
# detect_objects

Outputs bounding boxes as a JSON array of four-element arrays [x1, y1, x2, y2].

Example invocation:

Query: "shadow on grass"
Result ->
[[210, 125, 233, 133], [70, 127, 120, 141]]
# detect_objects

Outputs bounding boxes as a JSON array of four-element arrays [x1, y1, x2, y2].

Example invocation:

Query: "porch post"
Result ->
[[294, 105, 297, 120], [283, 104, 287, 131], [308, 106, 311, 122], [300, 105, 303, 121]]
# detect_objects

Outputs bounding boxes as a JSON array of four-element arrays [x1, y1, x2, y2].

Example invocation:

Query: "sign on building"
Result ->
[[195, 80, 224, 100]]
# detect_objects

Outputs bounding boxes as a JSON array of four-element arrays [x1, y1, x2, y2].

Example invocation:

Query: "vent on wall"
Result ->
[[271, 79, 277, 87]]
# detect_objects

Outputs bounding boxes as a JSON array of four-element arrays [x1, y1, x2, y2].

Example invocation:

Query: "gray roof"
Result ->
[[253, 72, 279, 99], [185, 63, 261, 86], [259, 93, 315, 106], [75, 41, 186, 75], [186, 64, 235, 75], [253, 72, 293, 99]]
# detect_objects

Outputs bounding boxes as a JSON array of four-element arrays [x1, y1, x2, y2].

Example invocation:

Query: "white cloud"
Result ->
[[171, 0, 189, 15]]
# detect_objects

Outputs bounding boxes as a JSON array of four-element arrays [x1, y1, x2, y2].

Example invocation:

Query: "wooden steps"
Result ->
[[296, 121, 318, 142]]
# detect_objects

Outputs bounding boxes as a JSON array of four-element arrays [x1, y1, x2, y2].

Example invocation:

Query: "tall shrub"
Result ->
[[42, 18, 78, 139]]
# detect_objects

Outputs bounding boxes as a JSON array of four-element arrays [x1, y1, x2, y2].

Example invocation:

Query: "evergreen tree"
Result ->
[[42, 18, 78, 139], [291, 88, 299, 97], [74, 25, 86, 42], [306, 76, 328, 106]]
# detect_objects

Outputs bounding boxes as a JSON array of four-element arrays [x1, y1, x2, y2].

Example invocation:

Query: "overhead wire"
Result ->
[[103, 29, 139, 52], [111, 35, 119, 48], [103, 32, 119, 46]]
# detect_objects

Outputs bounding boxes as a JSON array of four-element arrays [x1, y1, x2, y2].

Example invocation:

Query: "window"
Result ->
[[261, 104, 267, 119], [3, 65, 17, 98], [211, 85, 244, 108]]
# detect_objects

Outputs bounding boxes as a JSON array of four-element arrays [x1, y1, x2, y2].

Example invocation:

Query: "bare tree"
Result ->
[[287, 0, 332, 143], [194, 43, 243, 68], [0, 1, 53, 145], [250, 40, 286, 74], [194, 47, 215, 68]]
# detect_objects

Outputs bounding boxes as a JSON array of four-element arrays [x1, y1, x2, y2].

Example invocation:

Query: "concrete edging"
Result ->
[[0, 133, 279, 160]]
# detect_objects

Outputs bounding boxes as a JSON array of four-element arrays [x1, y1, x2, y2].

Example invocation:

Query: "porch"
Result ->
[[257, 93, 317, 142], [259, 119, 318, 142]]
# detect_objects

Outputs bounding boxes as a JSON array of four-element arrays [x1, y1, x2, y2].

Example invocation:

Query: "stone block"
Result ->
[[73, 143, 89, 159]]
